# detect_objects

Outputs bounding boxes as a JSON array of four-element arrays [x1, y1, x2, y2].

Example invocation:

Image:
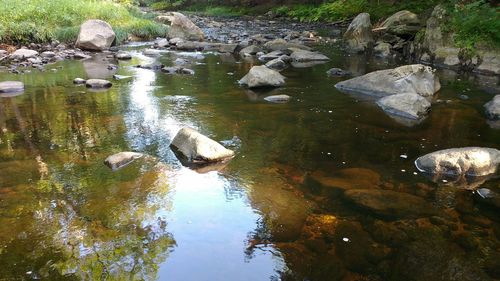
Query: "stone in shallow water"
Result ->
[[113, 74, 132, 80], [265, 58, 286, 70], [484, 94, 500, 120], [415, 147, 500, 178], [170, 127, 234, 164], [343, 189, 437, 218], [264, 94, 291, 103], [115, 52, 132, 60], [239, 65, 285, 88], [290, 49, 329, 62], [85, 79, 112, 88], [0, 81, 24, 93], [475, 188, 500, 209], [104, 152, 144, 170], [335, 64, 441, 97], [327, 68, 351, 76], [10, 49, 38, 60], [73, 78, 86, 84], [376, 93, 431, 120], [306, 168, 381, 194]]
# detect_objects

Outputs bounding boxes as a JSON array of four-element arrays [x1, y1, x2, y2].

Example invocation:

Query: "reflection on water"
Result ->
[[0, 44, 499, 281]]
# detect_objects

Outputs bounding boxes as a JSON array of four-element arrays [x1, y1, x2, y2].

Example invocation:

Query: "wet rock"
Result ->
[[474, 188, 500, 209], [73, 52, 91, 59], [113, 74, 132, 80], [265, 58, 286, 70], [377, 93, 431, 120], [10, 49, 38, 60], [258, 50, 284, 62], [239, 65, 285, 88], [170, 127, 235, 164], [484, 95, 500, 120], [154, 38, 170, 48], [415, 147, 500, 178], [73, 78, 86, 84], [115, 52, 132, 60], [174, 58, 190, 65], [344, 189, 437, 218], [143, 48, 166, 56], [380, 10, 421, 37], [161, 66, 195, 75], [136, 63, 164, 70], [374, 42, 392, 57], [75, 20, 115, 51], [0, 81, 24, 93], [85, 79, 112, 88], [104, 152, 144, 170], [344, 13, 374, 53], [264, 94, 290, 103], [326, 68, 351, 76], [368, 220, 408, 246], [157, 12, 204, 41], [239, 45, 262, 56], [335, 64, 441, 97], [263, 38, 311, 52], [290, 49, 329, 62]]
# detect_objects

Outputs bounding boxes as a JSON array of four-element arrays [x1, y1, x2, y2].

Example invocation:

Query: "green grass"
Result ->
[[0, 0, 167, 45]]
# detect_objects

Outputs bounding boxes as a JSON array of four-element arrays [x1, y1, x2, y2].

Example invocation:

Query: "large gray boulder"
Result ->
[[170, 127, 234, 164], [158, 12, 204, 41], [415, 147, 500, 178], [344, 13, 374, 53], [377, 93, 431, 120], [335, 64, 441, 97], [484, 95, 500, 120], [104, 152, 144, 170], [239, 66, 285, 88], [380, 10, 421, 36], [290, 49, 329, 62], [0, 81, 24, 93], [76, 20, 116, 51], [10, 49, 38, 60]]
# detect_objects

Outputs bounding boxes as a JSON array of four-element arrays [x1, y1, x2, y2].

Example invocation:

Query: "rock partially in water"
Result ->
[[239, 65, 285, 88], [115, 52, 132, 60], [335, 64, 441, 97], [113, 74, 132, 80], [0, 81, 24, 93], [415, 147, 500, 178], [73, 78, 86, 84], [136, 63, 164, 70], [41, 51, 56, 58], [264, 94, 291, 103], [326, 68, 351, 77], [104, 152, 144, 170], [85, 79, 112, 88], [154, 38, 170, 48], [170, 127, 235, 164], [265, 58, 286, 70], [75, 20, 115, 51], [161, 66, 195, 75], [218, 43, 238, 53], [290, 49, 329, 62], [484, 95, 500, 120], [380, 10, 421, 36], [158, 12, 204, 41], [263, 38, 311, 52], [10, 49, 38, 60], [239, 45, 262, 56], [475, 188, 500, 209], [374, 42, 392, 58], [143, 48, 167, 56], [344, 189, 437, 218], [343, 13, 374, 53], [377, 93, 431, 120], [258, 50, 284, 62]]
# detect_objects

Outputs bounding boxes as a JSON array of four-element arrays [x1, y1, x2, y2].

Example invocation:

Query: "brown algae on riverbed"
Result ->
[[1, 22, 500, 281]]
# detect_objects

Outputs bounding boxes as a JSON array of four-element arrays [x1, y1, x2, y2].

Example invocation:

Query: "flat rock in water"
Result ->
[[265, 58, 286, 70], [10, 49, 38, 60], [115, 52, 132, 60], [484, 95, 500, 120], [377, 93, 431, 120], [73, 78, 86, 84], [170, 127, 235, 164], [415, 147, 500, 178], [239, 45, 262, 56], [0, 81, 24, 93], [264, 94, 291, 103], [263, 38, 311, 52], [104, 152, 144, 170], [335, 64, 441, 97], [85, 79, 112, 88], [258, 51, 284, 62], [344, 189, 437, 218], [113, 74, 132, 80], [239, 65, 285, 88], [75, 20, 115, 51], [143, 48, 166, 56], [290, 49, 329, 62], [327, 68, 351, 76]]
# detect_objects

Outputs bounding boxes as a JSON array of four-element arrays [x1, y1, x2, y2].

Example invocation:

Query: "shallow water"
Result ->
[[0, 43, 499, 281]]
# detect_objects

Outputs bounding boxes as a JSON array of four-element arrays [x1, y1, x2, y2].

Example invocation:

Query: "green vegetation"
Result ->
[[0, 0, 167, 45]]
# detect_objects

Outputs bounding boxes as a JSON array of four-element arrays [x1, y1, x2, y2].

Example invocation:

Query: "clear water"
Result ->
[[0, 44, 498, 281]]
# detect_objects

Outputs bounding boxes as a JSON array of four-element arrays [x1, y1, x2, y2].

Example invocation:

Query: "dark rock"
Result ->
[[85, 79, 112, 88]]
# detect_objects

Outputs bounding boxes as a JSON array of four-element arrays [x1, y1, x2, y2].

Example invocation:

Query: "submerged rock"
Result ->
[[415, 147, 500, 178], [344, 189, 437, 218], [76, 20, 115, 51], [170, 127, 235, 164], [264, 94, 291, 103], [0, 81, 24, 93], [85, 79, 112, 88], [239, 65, 285, 88], [335, 64, 441, 97], [484, 95, 500, 120], [326, 68, 351, 76], [475, 188, 500, 209], [158, 12, 204, 41], [377, 93, 431, 120], [104, 152, 144, 170], [343, 13, 374, 53]]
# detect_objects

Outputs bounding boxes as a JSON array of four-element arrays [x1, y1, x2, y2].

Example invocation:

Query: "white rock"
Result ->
[[76, 20, 115, 51]]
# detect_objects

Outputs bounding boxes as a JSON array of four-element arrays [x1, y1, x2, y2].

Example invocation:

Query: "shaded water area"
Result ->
[[0, 40, 499, 281]]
